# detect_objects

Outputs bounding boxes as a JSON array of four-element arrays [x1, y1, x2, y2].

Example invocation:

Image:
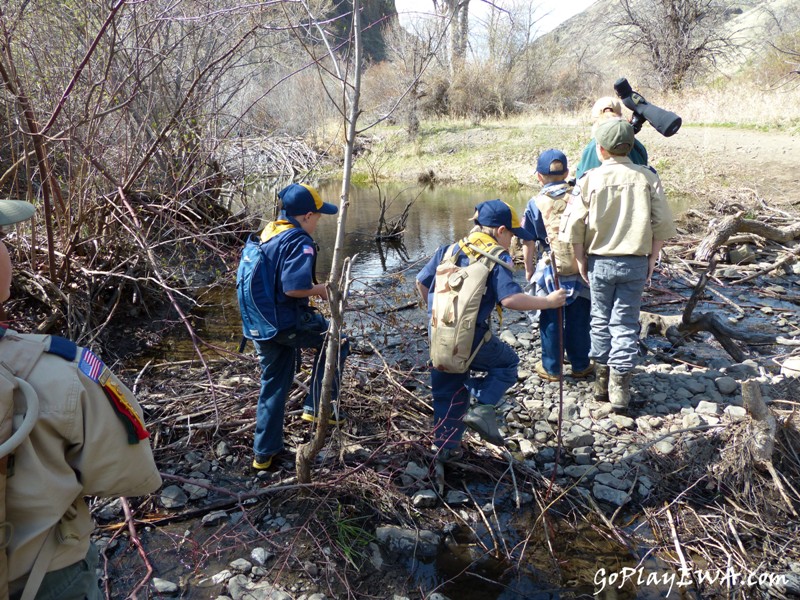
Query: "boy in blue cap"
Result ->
[[416, 200, 566, 461], [237, 183, 349, 470], [521, 149, 592, 382]]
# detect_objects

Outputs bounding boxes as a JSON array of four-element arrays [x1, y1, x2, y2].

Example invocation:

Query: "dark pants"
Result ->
[[539, 296, 591, 375], [10, 543, 101, 600], [431, 330, 519, 449], [252, 313, 349, 458]]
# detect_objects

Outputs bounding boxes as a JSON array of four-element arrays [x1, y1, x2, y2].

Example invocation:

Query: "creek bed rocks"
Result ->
[[399, 311, 794, 511]]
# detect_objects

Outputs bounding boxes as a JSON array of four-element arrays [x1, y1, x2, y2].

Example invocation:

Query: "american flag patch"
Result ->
[[78, 347, 105, 382], [302, 245, 315, 255]]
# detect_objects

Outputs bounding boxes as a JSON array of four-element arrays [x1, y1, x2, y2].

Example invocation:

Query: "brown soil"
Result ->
[[641, 125, 800, 205]]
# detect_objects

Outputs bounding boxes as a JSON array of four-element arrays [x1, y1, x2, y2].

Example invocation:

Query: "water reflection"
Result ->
[[242, 180, 691, 285]]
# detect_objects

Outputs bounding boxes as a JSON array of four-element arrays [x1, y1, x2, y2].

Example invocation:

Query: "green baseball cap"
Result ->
[[0, 200, 35, 226], [595, 118, 634, 155]]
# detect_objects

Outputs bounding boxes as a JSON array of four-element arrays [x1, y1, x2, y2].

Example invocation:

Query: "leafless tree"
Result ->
[[611, 0, 741, 91]]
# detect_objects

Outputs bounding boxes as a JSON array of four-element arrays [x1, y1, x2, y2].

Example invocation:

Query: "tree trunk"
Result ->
[[296, 1, 362, 484]]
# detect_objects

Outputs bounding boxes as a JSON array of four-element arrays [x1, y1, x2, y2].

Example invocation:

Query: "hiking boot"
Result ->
[[431, 445, 464, 464], [609, 369, 633, 412], [595, 364, 610, 402], [535, 361, 559, 382], [463, 404, 505, 446], [301, 406, 347, 426], [252, 454, 273, 470], [570, 363, 595, 379]]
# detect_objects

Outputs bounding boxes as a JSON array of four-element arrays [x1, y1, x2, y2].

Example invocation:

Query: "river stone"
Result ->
[[654, 440, 675, 455], [609, 414, 635, 429], [152, 578, 179, 595], [713, 376, 737, 395], [518, 438, 536, 458], [727, 360, 760, 378], [183, 480, 210, 500], [412, 490, 438, 508], [229, 558, 252, 574], [227, 574, 290, 600], [500, 330, 517, 346], [564, 464, 593, 478], [402, 461, 428, 487], [724, 405, 747, 421], [674, 387, 693, 400], [202, 511, 229, 527], [250, 547, 274, 565], [445, 491, 469, 506], [376, 526, 440, 558], [160, 485, 188, 509], [592, 483, 629, 506], [781, 356, 800, 378], [564, 431, 595, 448], [685, 378, 706, 394], [595, 473, 628, 490], [695, 400, 719, 415], [212, 570, 233, 585], [682, 413, 703, 429]]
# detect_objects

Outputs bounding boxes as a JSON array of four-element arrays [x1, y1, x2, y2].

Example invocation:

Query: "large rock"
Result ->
[[592, 483, 629, 506], [227, 574, 291, 600], [376, 525, 441, 558]]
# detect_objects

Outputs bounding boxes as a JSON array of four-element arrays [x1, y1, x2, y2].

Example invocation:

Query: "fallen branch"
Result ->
[[695, 211, 800, 262], [640, 260, 776, 361], [742, 380, 798, 517]]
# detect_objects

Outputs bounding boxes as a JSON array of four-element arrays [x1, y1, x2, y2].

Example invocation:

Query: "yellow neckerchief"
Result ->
[[260, 219, 296, 243], [456, 231, 506, 326]]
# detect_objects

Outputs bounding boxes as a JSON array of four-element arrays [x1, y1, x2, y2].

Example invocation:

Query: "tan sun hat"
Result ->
[[0, 199, 35, 226], [591, 96, 622, 120]]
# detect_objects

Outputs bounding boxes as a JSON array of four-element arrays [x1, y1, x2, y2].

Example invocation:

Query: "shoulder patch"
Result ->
[[78, 347, 104, 382], [47, 335, 78, 362], [100, 373, 150, 444], [302, 244, 316, 256], [79, 347, 149, 443]]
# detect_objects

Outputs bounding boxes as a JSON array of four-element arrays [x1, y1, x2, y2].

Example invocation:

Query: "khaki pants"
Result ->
[[9, 543, 100, 600]]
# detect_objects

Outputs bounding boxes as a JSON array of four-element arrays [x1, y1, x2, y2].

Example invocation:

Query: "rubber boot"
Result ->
[[595, 364, 610, 402], [609, 369, 633, 412], [463, 404, 505, 446]]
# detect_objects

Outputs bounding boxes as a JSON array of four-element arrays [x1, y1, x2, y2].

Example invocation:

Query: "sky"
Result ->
[[396, 0, 597, 38]]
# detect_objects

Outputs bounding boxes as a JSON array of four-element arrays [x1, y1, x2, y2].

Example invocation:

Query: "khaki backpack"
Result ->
[[0, 361, 41, 600], [429, 235, 512, 374], [537, 187, 579, 276]]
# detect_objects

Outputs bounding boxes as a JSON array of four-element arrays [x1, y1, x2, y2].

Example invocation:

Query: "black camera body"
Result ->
[[613, 78, 682, 137]]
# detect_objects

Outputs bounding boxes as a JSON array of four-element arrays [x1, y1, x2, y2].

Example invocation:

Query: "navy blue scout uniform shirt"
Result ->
[[417, 244, 523, 329]]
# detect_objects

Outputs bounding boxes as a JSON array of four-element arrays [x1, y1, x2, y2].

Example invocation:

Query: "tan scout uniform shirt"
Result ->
[[559, 155, 677, 255], [1, 330, 162, 583]]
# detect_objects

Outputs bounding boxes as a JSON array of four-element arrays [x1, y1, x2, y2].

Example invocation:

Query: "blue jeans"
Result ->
[[587, 255, 648, 372], [430, 330, 519, 449], [539, 296, 591, 375], [10, 544, 101, 600], [252, 314, 349, 458]]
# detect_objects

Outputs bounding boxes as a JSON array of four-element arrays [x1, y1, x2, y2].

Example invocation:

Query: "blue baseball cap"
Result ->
[[536, 149, 568, 176], [279, 183, 338, 216], [473, 200, 535, 241]]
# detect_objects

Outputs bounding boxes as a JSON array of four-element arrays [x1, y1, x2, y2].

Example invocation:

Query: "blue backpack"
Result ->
[[236, 234, 280, 341], [236, 228, 315, 341]]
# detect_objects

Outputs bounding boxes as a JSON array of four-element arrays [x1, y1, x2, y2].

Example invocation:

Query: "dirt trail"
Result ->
[[643, 125, 800, 205]]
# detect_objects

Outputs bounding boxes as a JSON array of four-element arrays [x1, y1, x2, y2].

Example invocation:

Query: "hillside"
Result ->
[[541, 0, 799, 91]]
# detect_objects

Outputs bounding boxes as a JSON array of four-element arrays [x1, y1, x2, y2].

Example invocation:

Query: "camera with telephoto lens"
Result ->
[[613, 77, 682, 137]]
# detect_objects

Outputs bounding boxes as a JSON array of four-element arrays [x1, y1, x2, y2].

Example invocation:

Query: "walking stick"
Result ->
[[545, 250, 564, 501]]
